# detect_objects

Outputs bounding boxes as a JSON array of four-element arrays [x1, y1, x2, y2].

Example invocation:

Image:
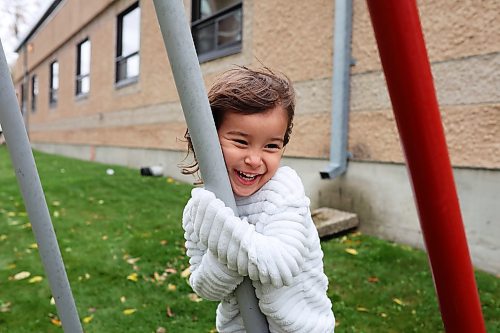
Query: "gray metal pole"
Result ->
[[0, 39, 83, 333], [320, 0, 353, 179], [152, 1, 269, 332]]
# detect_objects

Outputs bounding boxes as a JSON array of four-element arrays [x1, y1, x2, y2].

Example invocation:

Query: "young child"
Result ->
[[181, 66, 335, 332]]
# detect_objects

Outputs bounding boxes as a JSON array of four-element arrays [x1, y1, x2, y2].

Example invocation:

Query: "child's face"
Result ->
[[217, 106, 288, 197]]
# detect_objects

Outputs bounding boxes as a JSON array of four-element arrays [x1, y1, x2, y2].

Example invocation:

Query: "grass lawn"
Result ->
[[0, 146, 499, 332]]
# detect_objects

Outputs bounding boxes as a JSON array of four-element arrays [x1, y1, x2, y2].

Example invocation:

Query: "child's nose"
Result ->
[[244, 151, 263, 168]]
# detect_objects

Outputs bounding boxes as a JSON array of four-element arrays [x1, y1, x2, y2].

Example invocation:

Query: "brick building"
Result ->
[[11, 0, 500, 273]]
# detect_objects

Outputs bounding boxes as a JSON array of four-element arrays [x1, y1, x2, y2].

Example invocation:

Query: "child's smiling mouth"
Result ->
[[235, 170, 261, 184]]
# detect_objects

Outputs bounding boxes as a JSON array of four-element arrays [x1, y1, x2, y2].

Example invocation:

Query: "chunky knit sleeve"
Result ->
[[188, 168, 312, 288], [183, 200, 243, 301]]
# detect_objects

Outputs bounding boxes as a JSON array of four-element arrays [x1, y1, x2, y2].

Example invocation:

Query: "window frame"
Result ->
[[31, 74, 38, 113], [49, 60, 59, 107], [115, 2, 140, 86], [191, 0, 243, 63], [76, 38, 91, 97]]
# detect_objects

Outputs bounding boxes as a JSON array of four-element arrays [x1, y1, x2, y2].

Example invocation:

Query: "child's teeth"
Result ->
[[239, 171, 257, 179]]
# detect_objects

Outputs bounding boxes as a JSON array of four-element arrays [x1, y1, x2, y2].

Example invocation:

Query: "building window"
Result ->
[[76, 39, 91, 96], [31, 75, 38, 113], [49, 61, 59, 106], [116, 3, 140, 85], [191, 0, 242, 63], [20, 83, 26, 114]]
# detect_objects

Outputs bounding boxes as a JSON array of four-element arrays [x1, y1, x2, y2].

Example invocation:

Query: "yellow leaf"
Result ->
[[126, 257, 140, 265], [0, 235, 7, 241], [50, 318, 62, 327], [380, 312, 388, 318], [392, 298, 404, 306], [127, 273, 138, 282], [102, 235, 108, 241], [180, 267, 191, 278], [28, 243, 38, 249], [188, 293, 202, 303], [83, 315, 93, 324], [53, 211, 60, 218], [123, 308, 137, 315], [120, 296, 126, 303], [50, 297, 55, 305], [7, 212, 16, 217], [356, 307, 369, 312], [13, 271, 31, 280], [345, 248, 358, 255], [167, 284, 177, 291], [29, 276, 43, 283], [52, 201, 61, 206], [167, 177, 174, 183]]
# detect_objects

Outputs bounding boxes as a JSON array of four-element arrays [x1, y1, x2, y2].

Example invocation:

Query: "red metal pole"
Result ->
[[365, 1, 485, 332]]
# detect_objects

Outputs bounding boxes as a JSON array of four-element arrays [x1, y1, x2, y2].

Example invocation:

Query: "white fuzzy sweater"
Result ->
[[182, 166, 335, 332]]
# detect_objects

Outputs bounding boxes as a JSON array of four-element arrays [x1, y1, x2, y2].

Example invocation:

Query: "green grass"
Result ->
[[0, 146, 499, 332]]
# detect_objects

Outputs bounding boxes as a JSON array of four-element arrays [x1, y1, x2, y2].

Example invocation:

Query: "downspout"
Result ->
[[320, 0, 353, 179]]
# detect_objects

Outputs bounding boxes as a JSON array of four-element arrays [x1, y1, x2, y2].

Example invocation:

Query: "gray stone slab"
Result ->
[[312, 207, 359, 237]]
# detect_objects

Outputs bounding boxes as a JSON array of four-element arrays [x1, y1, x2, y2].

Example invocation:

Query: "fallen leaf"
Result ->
[[102, 235, 108, 241], [188, 293, 202, 303], [380, 312, 388, 318], [52, 201, 61, 206], [0, 235, 7, 241], [13, 271, 31, 280], [120, 296, 126, 303], [156, 327, 167, 333], [29, 276, 43, 283], [356, 307, 369, 312], [166, 306, 174, 317], [28, 243, 38, 249], [392, 298, 404, 306], [345, 248, 358, 256], [83, 315, 93, 324], [180, 267, 191, 278], [50, 297, 55, 305], [127, 273, 138, 282], [50, 318, 62, 327], [160, 240, 168, 246], [167, 177, 174, 183], [367, 276, 379, 283], [0, 301, 12, 313], [53, 211, 60, 218], [165, 268, 177, 274], [126, 257, 140, 265], [167, 284, 177, 291], [7, 212, 16, 217], [123, 308, 137, 315]]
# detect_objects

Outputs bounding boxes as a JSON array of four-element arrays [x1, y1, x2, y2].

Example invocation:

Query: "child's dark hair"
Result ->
[[180, 66, 296, 177]]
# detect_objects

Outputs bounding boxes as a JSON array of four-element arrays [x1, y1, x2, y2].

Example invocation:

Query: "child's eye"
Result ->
[[233, 139, 248, 145], [265, 143, 282, 150]]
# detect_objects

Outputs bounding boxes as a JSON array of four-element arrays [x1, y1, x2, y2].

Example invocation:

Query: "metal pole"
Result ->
[[320, 0, 353, 179], [0, 39, 83, 333], [152, 1, 269, 332], [366, 1, 486, 332]]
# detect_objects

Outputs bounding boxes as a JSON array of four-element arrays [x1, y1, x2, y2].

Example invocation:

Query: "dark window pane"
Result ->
[[217, 9, 242, 47], [193, 22, 216, 54]]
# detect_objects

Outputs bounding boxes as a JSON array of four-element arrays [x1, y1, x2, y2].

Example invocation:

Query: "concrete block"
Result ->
[[312, 207, 359, 237]]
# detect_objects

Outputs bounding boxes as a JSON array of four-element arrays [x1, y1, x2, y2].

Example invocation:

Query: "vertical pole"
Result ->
[[366, 1, 486, 332], [0, 39, 83, 333], [152, 1, 269, 332]]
